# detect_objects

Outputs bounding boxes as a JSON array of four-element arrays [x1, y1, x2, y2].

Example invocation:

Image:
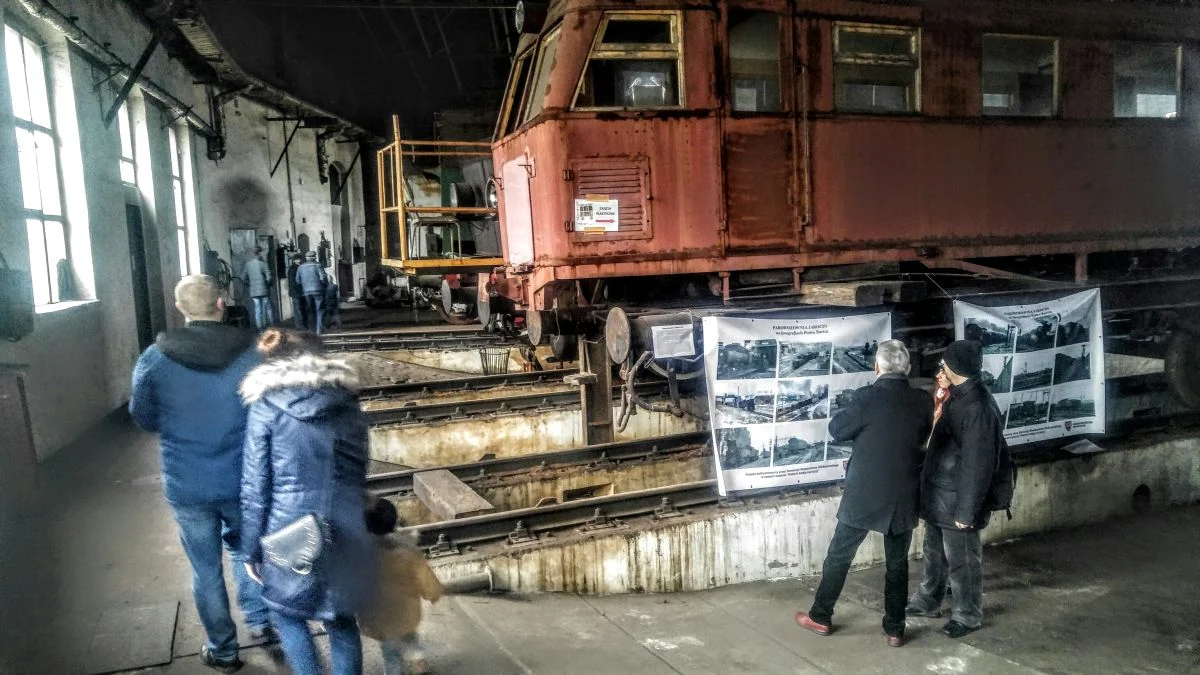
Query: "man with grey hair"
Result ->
[[130, 275, 271, 672], [797, 339, 934, 647]]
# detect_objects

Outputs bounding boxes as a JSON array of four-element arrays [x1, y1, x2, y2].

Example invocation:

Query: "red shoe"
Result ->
[[795, 612, 831, 636], [883, 628, 905, 648]]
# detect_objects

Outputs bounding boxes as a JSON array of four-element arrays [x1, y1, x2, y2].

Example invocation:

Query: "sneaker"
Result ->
[[941, 620, 981, 639], [795, 611, 832, 636], [200, 645, 243, 673], [905, 603, 943, 619]]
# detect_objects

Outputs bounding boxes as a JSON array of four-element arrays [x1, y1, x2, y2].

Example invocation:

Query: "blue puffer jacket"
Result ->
[[239, 353, 374, 620], [129, 322, 259, 506], [295, 260, 327, 296]]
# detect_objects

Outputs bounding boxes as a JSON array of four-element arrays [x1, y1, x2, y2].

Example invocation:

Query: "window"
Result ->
[[574, 12, 682, 109], [729, 11, 781, 113], [167, 126, 192, 275], [1114, 42, 1180, 118], [497, 50, 533, 137], [522, 27, 562, 122], [6, 24, 68, 305], [117, 101, 136, 183], [833, 23, 920, 113], [982, 35, 1057, 117]]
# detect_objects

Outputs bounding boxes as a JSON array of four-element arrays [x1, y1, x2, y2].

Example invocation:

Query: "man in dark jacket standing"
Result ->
[[796, 340, 932, 647], [295, 250, 328, 334], [285, 253, 308, 330], [906, 339, 1003, 639], [129, 275, 270, 673]]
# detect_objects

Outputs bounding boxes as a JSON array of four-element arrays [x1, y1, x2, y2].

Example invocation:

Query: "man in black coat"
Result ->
[[906, 339, 1003, 639], [796, 340, 933, 647]]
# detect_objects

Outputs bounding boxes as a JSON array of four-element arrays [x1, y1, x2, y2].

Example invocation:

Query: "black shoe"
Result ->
[[249, 623, 277, 644], [941, 620, 981, 639], [200, 646, 244, 673], [905, 603, 942, 618]]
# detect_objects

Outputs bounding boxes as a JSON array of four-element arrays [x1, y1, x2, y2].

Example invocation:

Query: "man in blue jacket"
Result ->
[[129, 274, 270, 673], [295, 250, 328, 334]]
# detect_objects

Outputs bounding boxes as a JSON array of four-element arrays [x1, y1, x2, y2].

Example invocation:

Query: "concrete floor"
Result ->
[[3, 416, 1199, 674]]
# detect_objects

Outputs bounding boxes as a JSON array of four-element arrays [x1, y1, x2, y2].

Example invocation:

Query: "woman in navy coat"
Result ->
[[239, 329, 373, 675]]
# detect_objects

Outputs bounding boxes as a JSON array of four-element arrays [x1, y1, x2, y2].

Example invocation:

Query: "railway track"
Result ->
[[323, 328, 516, 352], [364, 380, 674, 425], [368, 431, 709, 496], [359, 370, 568, 400]]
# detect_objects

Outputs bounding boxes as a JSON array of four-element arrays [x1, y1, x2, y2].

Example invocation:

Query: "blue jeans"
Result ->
[[379, 634, 423, 675], [291, 296, 308, 329], [305, 293, 326, 334], [171, 501, 270, 660], [251, 296, 274, 330], [273, 611, 362, 675], [910, 525, 985, 628]]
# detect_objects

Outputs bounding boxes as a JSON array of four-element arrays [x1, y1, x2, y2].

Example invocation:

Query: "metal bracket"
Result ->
[[579, 508, 625, 534], [270, 121, 303, 178], [504, 520, 538, 547], [717, 495, 745, 509], [161, 106, 193, 129], [425, 533, 460, 559], [103, 34, 160, 128], [652, 497, 684, 521]]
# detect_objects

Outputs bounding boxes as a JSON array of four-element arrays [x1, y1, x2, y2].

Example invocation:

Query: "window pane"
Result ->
[[43, 219, 66, 303], [503, 54, 533, 135], [6, 27, 31, 122], [118, 103, 134, 158], [578, 59, 679, 108], [524, 30, 562, 122], [22, 38, 51, 128], [838, 29, 914, 59], [1114, 43, 1179, 118], [121, 159, 136, 185], [729, 12, 781, 112], [173, 180, 185, 228], [15, 127, 42, 211], [982, 36, 1056, 117], [177, 228, 189, 276], [168, 126, 180, 176], [34, 130, 61, 216], [602, 19, 671, 45], [26, 218, 50, 306], [835, 64, 915, 112]]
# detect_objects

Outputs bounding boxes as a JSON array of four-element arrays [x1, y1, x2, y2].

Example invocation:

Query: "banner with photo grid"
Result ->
[[702, 313, 892, 495], [953, 289, 1105, 446]]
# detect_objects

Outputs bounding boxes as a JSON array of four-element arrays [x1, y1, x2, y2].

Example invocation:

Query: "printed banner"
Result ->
[[702, 313, 892, 495], [953, 289, 1105, 445]]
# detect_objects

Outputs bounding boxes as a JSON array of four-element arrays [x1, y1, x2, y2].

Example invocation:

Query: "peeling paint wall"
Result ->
[[430, 435, 1200, 594]]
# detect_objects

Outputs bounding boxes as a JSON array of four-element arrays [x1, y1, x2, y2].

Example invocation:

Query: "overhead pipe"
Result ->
[[17, 0, 220, 139]]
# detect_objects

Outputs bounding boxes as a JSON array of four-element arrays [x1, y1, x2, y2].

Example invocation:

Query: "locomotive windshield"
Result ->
[[523, 26, 562, 123], [575, 11, 682, 109]]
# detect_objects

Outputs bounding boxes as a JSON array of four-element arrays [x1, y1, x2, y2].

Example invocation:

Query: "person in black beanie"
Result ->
[[906, 339, 1004, 639]]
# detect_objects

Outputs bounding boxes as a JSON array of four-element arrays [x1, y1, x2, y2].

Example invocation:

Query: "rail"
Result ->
[[323, 330, 516, 352], [359, 370, 568, 400], [365, 381, 673, 425], [367, 431, 709, 496]]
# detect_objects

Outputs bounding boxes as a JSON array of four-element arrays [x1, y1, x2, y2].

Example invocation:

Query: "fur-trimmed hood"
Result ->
[[240, 353, 362, 406]]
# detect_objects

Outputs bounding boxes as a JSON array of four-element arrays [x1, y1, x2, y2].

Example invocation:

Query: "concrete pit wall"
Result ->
[[375, 348, 523, 375], [370, 403, 708, 467], [392, 449, 713, 526], [428, 432, 1200, 594]]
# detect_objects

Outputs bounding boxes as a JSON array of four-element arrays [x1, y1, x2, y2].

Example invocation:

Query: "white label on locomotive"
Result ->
[[575, 196, 620, 232]]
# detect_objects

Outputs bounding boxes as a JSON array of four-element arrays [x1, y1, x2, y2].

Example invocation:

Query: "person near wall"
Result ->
[[241, 247, 274, 331], [906, 339, 1003, 639], [285, 254, 308, 330], [324, 280, 342, 331], [128, 274, 272, 673], [360, 498, 445, 675], [796, 340, 933, 647], [239, 329, 373, 675], [295, 251, 329, 334]]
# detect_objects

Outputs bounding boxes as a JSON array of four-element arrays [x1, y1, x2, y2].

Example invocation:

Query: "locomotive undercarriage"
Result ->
[[489, 247, 1200, 439]]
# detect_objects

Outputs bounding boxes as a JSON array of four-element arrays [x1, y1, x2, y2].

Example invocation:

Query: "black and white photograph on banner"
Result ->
[[982, 354, 1014, 394], [1056, 309, 1093, 346], [964, 314, 1017, 354], [716, 339, 779, 380], [826, 438, 853, 461], [1007, 388, 1051, 429], [1011, 350, 1056, 392], [831, 339, 879, 374], [777, 341, 833, 378], [712, 381, 777, 426], [828, 373, 875, 418], [1053, 343, 1092, 385], [1050, 380, 1096, 421], [775, 378, 830, 422], [1015, 315, 1059, 353], [773, 421, 827, 465], [716, 425, 775, 470]]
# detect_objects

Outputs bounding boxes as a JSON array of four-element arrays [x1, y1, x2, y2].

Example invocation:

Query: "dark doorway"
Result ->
[[126, 204, 153, 351]]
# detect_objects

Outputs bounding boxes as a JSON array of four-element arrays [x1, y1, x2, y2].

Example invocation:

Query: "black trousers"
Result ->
[[809, 521, 913, 636]]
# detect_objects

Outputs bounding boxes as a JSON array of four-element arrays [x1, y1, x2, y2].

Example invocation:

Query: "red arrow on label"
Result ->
[[596, 219, 615, 223]]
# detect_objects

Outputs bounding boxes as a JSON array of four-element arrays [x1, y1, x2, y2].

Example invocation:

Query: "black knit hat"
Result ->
[[943, 340, 983, 378]]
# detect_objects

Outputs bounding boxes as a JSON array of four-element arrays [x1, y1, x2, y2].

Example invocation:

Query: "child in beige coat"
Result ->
[[361, 499, 445, 675]]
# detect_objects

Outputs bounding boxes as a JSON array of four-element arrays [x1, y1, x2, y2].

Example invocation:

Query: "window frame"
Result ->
[[167, 124, 193, 276], [832, 21, 922, 115], [495, 46, 535, 139], [980, 33, 1061, 119], [6, 21, 70, 306], [117, 99, 137, 185], [1112, 41, 1182, 120], [571, 10, 686, 112], [521, 24, 563, 124], [726, 9, 785, 115]]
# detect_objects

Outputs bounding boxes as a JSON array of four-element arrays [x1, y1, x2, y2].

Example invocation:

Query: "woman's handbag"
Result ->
[[260, 514, 324, 575]]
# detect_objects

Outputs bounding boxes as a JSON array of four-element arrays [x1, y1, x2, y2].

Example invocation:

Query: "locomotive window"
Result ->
[[574, 11, 683, 110], [523, 27, 562, 124], [833, 23, 919, 113], [498, 50, 534, 137], [982, 35, 1058, 118], [1114, 43, 1180, 118], [729, 11, 781, 113]]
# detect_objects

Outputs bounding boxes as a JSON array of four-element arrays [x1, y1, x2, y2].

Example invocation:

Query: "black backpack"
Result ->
[[984, 404, 1017, 519]]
